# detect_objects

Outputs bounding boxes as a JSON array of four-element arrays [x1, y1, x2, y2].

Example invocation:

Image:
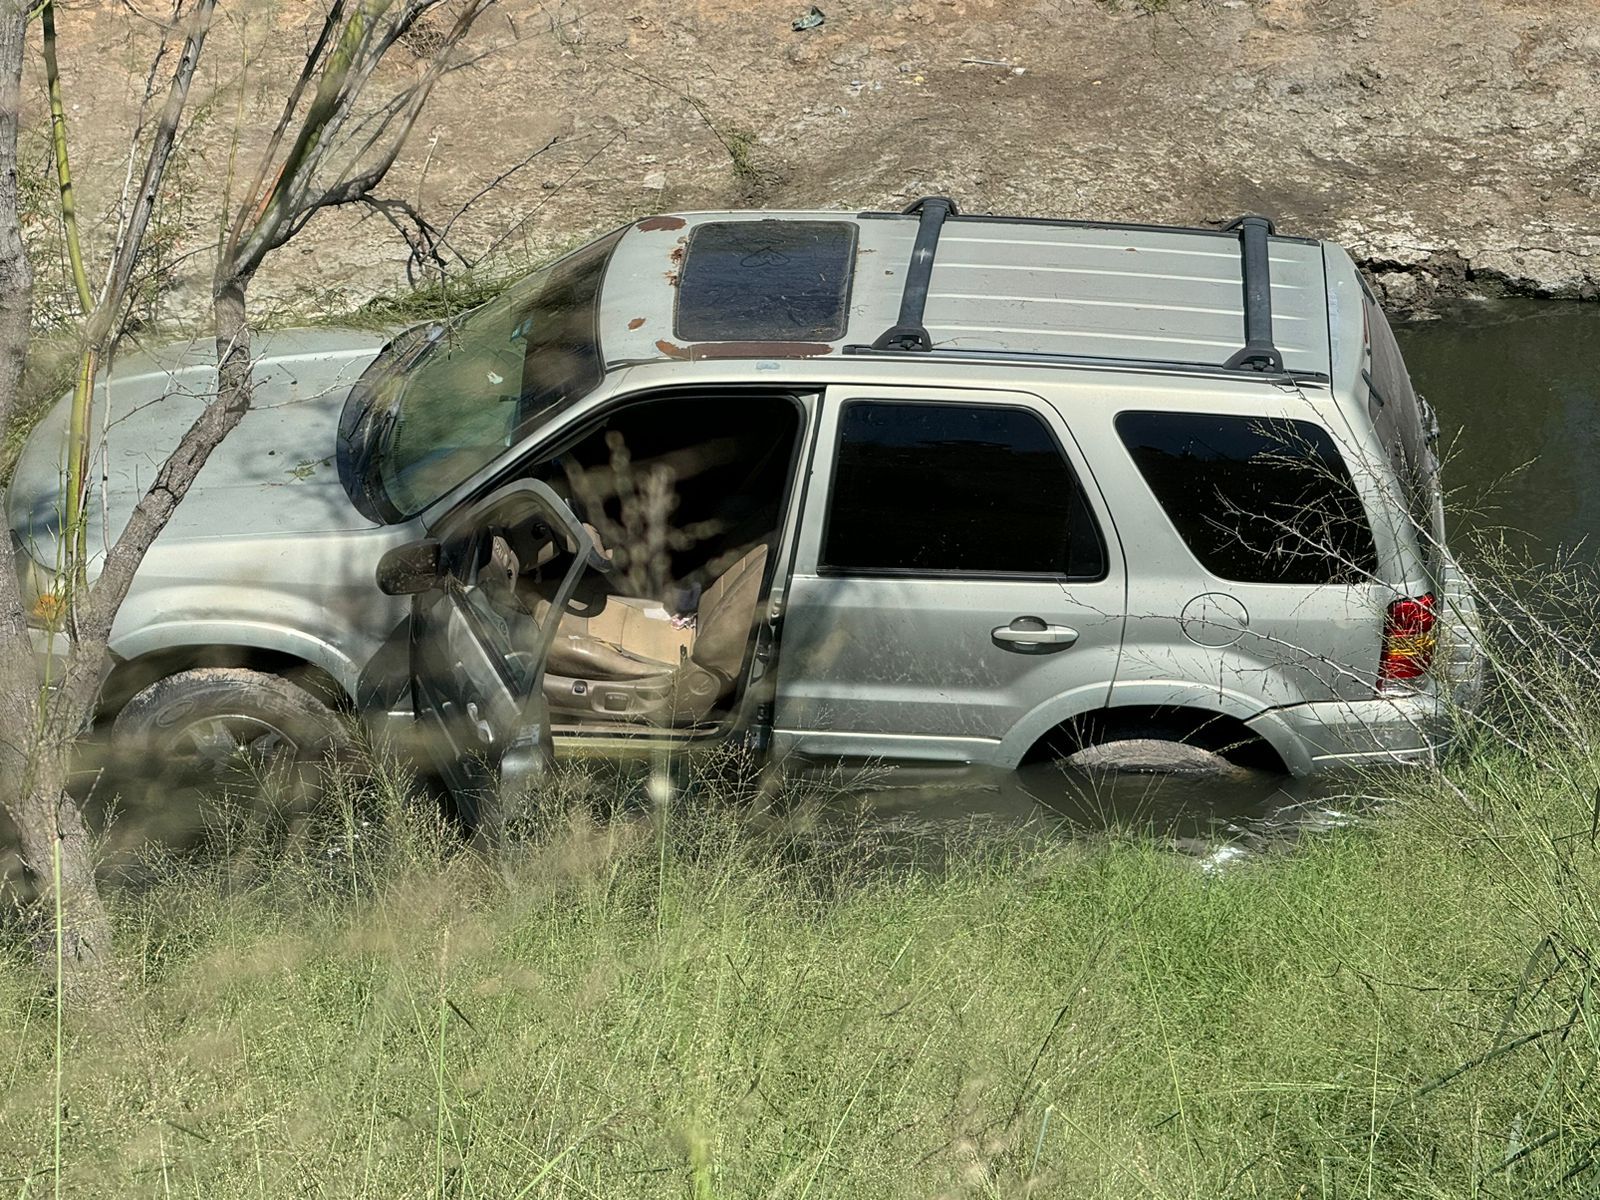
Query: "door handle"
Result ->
[[466, 701, 494, 746], [992, 617, 1079, 651]]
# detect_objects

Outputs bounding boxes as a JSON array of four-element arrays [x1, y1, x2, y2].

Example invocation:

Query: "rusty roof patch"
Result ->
[[698, 341, 831, 360], [654, 338, 833, 361], [636, 215, 687, 232], [628, 317, 646, 330]]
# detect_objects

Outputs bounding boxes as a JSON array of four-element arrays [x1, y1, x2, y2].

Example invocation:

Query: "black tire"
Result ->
[[111, 667, 349, 789]]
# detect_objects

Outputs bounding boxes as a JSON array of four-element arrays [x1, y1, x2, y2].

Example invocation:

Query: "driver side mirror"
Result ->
[[376, 538, 444, 595]]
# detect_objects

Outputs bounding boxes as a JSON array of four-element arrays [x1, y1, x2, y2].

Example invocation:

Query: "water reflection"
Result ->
[[1396, 299, 1600, 563]]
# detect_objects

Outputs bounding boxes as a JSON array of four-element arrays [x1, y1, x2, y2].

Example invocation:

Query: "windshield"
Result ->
[[370, 229, 622, 518]]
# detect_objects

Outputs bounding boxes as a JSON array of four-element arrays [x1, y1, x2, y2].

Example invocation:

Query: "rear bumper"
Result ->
[[1248, 691, 1453, 776]]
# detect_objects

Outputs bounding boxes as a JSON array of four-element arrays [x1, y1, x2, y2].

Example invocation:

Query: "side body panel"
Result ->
[[108, 524, 419, 699]]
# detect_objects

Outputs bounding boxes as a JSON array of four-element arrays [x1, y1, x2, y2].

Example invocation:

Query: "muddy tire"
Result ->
[[1034, 710, 1284, 780], [111, 667, 349, 791], [1064, 737, 1253, 779]]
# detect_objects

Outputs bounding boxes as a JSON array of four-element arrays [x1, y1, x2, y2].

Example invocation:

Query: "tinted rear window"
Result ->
[[1116, 412, 1376, 584], [676, 220, 856, 342], [823, 401, 1106, 578]]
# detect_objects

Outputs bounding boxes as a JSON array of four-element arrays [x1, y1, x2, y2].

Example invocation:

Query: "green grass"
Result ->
[[3, 732, 1600, 1198], [328, 260, 539, 333]]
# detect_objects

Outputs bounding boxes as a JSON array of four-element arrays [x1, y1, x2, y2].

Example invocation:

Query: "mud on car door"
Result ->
[[377, 479, 609, 828]]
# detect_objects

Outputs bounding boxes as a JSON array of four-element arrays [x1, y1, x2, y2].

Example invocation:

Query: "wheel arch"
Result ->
[[1000, 683, 1309, 775], [101, 631, 354, 717]]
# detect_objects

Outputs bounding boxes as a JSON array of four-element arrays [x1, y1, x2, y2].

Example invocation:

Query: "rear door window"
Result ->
[[822, 400, 1106, 578], [1116, 412, 1376, 584]]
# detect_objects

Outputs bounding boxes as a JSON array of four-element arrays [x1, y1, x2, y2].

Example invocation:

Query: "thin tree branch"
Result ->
[[61, 0, 216, 599], [94, 0, 216, 344], [222, 0, 346, 264], [230, 0, 403, 275], [358, 194, 461, 282], [40, 0, 90, 314], [435, 132, 560, 247], [235, 0, 490, 277]]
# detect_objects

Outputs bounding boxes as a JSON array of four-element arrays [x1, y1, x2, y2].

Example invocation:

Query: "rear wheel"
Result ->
[[1012, 713, 1290, 842], [1025, 708, 1286, 778], [1063, 736, 1248, 777]]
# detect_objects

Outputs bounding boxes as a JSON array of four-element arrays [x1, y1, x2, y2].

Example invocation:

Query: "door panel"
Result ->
[[410, 479, 605, 812], [773, 387, 1127, 766]]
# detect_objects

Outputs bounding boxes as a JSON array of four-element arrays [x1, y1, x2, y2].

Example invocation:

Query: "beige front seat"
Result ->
[[540, 545, 770, 726]]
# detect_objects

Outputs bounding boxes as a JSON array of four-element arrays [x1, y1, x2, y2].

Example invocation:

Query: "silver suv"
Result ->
[[8, 200, 1483, 804]]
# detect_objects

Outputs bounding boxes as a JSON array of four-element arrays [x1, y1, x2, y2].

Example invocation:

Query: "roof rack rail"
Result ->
[[1221, 214, 1285, 373], [856, 204, 1320, 245], [838, 343, 1329, 385], [869, 196, 959, 351]]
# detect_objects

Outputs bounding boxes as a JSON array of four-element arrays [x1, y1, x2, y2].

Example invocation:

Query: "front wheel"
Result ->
[[111, 667, 349, 790]]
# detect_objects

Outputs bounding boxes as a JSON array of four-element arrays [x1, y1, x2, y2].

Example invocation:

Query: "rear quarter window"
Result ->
[[1116, 412, 1377, 585]]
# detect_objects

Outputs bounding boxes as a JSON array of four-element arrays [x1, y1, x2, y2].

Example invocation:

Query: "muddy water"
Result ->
[[866, 300, 1600, 859], [847, 762, 1367, 871]]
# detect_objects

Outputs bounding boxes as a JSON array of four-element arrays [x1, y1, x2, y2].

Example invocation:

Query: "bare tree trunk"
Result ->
[[212, 273, 253, 432], [0, 0, 217, 995], [0, 0, 35, 698], [0, 0, 42, 769], [6, 753, 113, 979], [0, 0, 488, 1002], [0, 0, 115, 990]]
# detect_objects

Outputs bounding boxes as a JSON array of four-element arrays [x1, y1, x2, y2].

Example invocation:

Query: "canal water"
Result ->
[[1398, 300, 1600, 563], [866, 299, 1600, 863]]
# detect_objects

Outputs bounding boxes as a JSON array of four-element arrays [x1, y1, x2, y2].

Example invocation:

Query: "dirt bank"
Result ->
[[20, 0, 1600, 324]]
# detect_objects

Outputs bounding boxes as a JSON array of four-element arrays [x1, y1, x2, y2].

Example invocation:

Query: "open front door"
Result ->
[[407, 479, 608, 825]]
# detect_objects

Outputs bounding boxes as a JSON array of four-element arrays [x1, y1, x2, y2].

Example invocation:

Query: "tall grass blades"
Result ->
[[6, 554, 1600, 1195]]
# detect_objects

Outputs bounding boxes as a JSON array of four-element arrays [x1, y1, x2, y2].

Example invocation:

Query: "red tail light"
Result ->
[[1379, 593, 1436, 686]]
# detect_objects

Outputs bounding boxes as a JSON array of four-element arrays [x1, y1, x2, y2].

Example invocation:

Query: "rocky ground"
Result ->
[[19, 0, 1600, 325]]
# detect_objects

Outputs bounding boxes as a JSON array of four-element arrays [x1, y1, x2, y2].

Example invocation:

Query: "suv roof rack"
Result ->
[[868, 196, 958, 352], [1220, 214, 1284, 373], [851, 198, 1299, 379]]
